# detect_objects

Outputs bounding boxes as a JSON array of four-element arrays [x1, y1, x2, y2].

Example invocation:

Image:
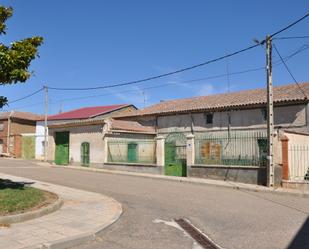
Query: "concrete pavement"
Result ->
[[0, 173, 122, 249], [0, 158, 308, 249]]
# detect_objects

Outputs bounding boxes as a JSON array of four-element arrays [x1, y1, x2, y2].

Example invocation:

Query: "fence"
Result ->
[[107, 140, 156, 164], [288, 145, 309, 181], [194, 131, 267, 167]]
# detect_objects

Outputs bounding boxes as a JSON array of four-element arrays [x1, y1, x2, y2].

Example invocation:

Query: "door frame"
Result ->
[[81, 142, 90, 166], [55, 131, 70, 165]]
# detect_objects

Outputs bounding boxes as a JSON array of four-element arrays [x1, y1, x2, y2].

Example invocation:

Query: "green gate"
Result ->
[[165, 133, 187, 177], [22, 136, 35, 159], [81, 142, 90, 166], [128, 143, 137, 162], [55, 132, 69, 165]]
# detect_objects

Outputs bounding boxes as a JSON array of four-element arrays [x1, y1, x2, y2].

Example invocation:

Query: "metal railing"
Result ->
[[107, 140, 156, 164], [288, 145, 309, 181], [194, 131, 267, 167]]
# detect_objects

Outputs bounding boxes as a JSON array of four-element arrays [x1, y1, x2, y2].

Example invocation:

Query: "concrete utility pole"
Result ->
[[266, 35, 274, 187], [44, 86, 48, 162]]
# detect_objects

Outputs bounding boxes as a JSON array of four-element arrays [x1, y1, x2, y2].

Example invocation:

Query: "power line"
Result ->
[[8, 43, 309, 111], [273, 43, 307, 99], [6, 87, 44, 105], [47, 12, 309, 92], [275, 35, 309, 40], [48, 44, 260, 91], [269, 13, 309, 38]]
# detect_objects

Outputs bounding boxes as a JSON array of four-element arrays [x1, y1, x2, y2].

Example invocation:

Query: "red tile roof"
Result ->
[[119, 82, 309, 117], [110, 119, 156, 134], [0, 111, 43, 121], [47, 104, 131, 121]]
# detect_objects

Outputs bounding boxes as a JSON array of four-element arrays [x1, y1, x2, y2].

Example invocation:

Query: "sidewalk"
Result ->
[[0, 173, 122, 249], [37, 162, 309, 198]]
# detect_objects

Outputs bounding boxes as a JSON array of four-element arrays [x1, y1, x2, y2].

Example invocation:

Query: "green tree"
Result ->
[[0, 6, 43, 107]]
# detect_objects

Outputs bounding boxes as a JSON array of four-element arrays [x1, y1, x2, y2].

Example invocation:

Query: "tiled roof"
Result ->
[[47, 104, 131, 121], [119, 82, 309, 117], [0, 111, 43, 121], [110, 119, 156, 134], [48, 119, 106, 128]]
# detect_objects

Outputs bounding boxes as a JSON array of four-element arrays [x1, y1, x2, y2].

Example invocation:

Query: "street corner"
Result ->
[[0, 173, 122, 249]]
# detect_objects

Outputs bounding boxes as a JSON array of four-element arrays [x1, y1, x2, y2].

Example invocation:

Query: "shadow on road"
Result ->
[[288, 217, 309, 249], [0, 178, 34, 190]]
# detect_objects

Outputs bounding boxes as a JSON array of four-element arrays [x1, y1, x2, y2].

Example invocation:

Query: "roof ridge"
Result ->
[[141, 81, 309, 109]]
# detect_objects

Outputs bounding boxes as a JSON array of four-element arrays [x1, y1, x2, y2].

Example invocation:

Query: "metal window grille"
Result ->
[[107, 140, 156, 164], [288, 145, 309, 181], [194, 131, 267, 167]]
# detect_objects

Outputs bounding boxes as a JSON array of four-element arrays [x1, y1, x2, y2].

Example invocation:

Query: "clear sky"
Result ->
[[1, 0, 309, 115]]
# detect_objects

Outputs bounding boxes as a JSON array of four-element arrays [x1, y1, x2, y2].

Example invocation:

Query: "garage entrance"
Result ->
[[55, 132, 69, 165]]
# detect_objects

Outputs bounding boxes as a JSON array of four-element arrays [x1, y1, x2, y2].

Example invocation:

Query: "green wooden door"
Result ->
[[127, 143, 137, 163], [55, 132, 69, 165], [81, 142, 90, 166], [21, 136, 35, 159], [165, 133, 187, 177]]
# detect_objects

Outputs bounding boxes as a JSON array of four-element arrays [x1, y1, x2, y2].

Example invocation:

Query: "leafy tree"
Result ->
[[0, 6, 43, 107]]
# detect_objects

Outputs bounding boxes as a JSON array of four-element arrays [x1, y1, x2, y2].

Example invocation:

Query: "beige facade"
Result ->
[[106, 133, 156, 164], [127, 104, 307, 135], [48, 124, 105, 165]]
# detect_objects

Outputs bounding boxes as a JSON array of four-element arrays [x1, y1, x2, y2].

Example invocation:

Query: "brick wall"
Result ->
[[0, 118, 36, 157]]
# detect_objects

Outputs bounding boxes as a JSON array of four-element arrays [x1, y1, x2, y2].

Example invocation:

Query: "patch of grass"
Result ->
[[0, 187, 45, 215]]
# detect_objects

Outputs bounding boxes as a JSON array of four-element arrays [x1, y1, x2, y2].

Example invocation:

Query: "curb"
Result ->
[[20, 201, 122, 249], [0, 196, 63, 225], [38, 162, 309, 198]]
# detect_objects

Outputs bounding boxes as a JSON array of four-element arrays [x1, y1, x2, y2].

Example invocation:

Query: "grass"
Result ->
[[0, 179, 46, 216]]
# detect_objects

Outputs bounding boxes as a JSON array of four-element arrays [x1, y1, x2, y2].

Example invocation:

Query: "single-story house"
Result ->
[[35, 104, 136, 160], [47, 118, 156, 170]]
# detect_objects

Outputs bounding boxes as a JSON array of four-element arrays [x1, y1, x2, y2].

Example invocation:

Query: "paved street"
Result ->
[[0, 159, 308, 249]]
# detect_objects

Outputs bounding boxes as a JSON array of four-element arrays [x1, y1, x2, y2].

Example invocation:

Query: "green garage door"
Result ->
[[55, 132, 69, 165], [22, 136, 35, 159]]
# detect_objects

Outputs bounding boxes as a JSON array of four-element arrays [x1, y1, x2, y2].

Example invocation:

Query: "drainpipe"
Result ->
[[7, 111, 14, 155]]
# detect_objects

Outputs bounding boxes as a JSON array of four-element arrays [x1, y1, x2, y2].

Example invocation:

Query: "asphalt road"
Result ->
[[0, 159, 308, 249]]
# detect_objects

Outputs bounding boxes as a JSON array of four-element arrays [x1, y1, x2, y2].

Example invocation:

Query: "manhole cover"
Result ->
[[174, 218, 221, 249]]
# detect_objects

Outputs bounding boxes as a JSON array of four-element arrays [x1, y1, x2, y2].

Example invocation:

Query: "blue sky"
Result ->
[[1, 0, 309, 115]]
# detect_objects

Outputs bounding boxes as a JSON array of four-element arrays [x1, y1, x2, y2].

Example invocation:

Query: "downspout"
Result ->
[[7, 111, 14, 155]]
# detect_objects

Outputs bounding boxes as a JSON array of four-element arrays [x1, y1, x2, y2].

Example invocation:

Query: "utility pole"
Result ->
[[266, 35, 274, 187], [44, 86, 48, 162]]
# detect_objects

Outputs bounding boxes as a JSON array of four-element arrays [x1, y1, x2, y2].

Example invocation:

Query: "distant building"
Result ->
[[0, 111, 42, 158], [35, 104, 136, 160]]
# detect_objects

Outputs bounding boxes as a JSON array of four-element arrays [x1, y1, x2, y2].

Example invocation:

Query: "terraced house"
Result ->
[[111, 82, 309, 187], [36, 104, 136, 160], [47, 82, 309, 188], [44, 104, 138, 164]]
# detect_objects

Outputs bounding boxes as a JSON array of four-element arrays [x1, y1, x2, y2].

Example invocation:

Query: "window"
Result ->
[[205, 113, 213, 124], [261, 108, 267, 121], [0, 122, 3, 131]]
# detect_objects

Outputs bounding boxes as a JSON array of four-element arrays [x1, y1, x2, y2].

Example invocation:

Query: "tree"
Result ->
[[0, 6, 43, 107]]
